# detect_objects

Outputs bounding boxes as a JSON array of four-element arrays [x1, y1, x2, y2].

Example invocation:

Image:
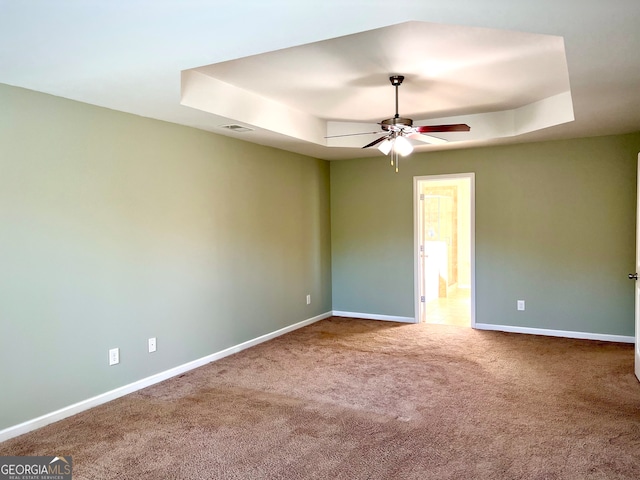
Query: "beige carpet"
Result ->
[[2, 317, 639, 479]]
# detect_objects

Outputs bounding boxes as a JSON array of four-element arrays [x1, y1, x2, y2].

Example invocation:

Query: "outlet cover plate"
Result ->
[[109, 348, 119, 366]]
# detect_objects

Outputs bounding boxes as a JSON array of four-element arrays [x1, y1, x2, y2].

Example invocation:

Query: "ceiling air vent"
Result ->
[[219, 124, 254, 133]]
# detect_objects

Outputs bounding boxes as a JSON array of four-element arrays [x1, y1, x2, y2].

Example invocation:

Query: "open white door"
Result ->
[[636, 154, 640, 382]]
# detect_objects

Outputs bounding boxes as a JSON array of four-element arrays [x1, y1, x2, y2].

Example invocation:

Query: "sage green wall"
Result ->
[[0, 84, 331, 430], [331, 133, 640, 336]]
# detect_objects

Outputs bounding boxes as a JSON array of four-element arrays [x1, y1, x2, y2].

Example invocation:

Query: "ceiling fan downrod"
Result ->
[[391, 75, 404, 119], [382, 75, 413, 131]]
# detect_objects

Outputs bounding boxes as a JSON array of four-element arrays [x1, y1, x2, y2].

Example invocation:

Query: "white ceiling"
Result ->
[[1, 1, 639, 160]]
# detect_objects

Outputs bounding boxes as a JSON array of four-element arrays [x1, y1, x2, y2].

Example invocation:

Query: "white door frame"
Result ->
[[635, 154, 640, 382], [413, 173, 476, 326]]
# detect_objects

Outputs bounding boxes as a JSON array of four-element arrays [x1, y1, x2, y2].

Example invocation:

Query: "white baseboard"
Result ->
[[474, 323, 635, 343], [332, 310, 415, 323], [0, 311, 333, 444]]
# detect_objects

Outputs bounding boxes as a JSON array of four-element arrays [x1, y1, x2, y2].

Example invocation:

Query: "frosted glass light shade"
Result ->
[[394, 135, 413, 156], [378, 138, 393, 155]]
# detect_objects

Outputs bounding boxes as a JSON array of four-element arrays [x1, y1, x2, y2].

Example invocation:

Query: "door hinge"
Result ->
[[420, 193, 425, 200], [420, 296, 425, 303]]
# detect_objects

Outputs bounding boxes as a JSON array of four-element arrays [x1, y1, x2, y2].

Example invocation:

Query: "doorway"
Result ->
[[414, 174, 475, 326]]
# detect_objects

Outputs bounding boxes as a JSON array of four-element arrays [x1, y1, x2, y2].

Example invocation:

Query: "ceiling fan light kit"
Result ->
[[358, 75, 470, 172], [378, 138, 393, 155]]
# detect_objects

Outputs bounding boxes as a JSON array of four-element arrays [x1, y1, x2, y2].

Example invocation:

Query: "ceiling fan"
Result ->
[[330, 75, 470, 172]]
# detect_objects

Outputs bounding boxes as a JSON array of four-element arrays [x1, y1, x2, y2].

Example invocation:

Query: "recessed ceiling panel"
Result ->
[[181, 21, 573, 149]]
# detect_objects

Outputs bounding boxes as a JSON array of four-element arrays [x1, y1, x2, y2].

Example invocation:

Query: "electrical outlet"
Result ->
[[109, 348, 119, 366], [517, 300, 525, 311], [306, 294, 311, 305], [148, 337, 156, 353]]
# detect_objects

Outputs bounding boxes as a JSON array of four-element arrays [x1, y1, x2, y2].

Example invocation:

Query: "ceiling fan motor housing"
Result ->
[[381, 117, 413, 131]]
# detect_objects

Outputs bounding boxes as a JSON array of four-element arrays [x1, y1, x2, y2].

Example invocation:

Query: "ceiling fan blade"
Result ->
[[408, 133, 448, 145], [362, 135, 389, 149], [325, 131, 382, 139], [415, 124, 470, 133]]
